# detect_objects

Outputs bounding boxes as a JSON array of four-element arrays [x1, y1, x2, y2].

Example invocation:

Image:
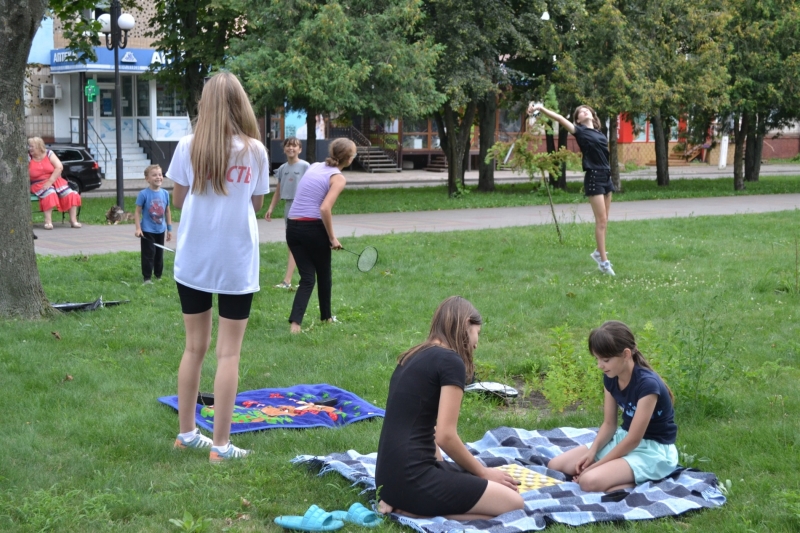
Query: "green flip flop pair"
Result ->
[[274, 503, 382, 531]]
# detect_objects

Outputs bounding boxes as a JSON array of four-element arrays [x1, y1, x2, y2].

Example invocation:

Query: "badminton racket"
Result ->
[[503, 144, 515, 165], [341, 246, 378, 272], [527, 101, 542, 129], [139, 234, 175, 252]]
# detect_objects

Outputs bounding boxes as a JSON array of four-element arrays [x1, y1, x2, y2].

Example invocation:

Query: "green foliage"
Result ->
[[230, 0, 443, 119], [677, 444, 710, 469], [778, 490, 800, 520], [146, 0, 245, 119], [638, 315, 738, 415], [540, 325, 603, 412], [169, 511, 212, 532], [487, 133, 579, 183]]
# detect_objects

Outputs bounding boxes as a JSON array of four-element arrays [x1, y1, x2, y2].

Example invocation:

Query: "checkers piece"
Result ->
[[494, 464, 563, 492]]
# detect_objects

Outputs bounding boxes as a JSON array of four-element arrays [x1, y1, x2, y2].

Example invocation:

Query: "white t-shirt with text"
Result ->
[[167, 135, 270, 294]]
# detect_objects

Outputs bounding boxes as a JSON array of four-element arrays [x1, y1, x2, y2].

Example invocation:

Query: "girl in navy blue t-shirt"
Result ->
[[549, 321, 678, 492], [528, 103, 616, 276]]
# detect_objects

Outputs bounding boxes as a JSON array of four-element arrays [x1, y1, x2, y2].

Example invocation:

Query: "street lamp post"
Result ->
[[98, 1, 135, 210]]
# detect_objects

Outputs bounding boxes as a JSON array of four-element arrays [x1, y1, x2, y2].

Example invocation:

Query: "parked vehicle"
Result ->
[[46, 144, 103, 193]]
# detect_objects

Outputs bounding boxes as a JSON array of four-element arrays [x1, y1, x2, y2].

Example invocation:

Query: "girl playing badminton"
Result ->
[[528, 103, 615, 275], [167, 72, 270, 462], [375, 296, 524, 520], [285, 138, 356, 333], [548, 321, 678, 492]]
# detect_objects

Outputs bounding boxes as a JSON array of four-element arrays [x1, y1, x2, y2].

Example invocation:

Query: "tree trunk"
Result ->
[[733, 112, 748, 191], [0, 0, 53, 318], [555, 125, 569, 190], [744, 113, 756, 182], [752, 132, 764, 181], [651, 109, 670, 186], [436, 101, 477, 196], [461, 134, 469, 187], [608, 114, 621, 191], [477, 93, 496, 192], [744, 113, 764, 182], [305, 111, 317, 163]]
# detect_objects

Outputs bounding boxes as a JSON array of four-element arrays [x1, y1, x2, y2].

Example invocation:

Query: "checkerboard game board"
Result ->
[[494, 463, 563, 492]]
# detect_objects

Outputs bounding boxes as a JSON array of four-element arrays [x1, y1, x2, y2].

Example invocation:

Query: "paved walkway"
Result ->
[[33, 194, 800, 256], [83, 163, 800, 196]]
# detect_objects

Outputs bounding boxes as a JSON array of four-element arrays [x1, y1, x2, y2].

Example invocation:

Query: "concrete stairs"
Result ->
[[355, 146, 401, 173], [425, 153, 448, 172], [90, 142, 153, 181]]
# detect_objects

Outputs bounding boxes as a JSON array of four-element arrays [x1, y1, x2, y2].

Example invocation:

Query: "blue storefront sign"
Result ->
[[50, 47, 169, 73]]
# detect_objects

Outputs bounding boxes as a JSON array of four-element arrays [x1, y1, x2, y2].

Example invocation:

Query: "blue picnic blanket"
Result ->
[[158, 384, 384, 434], [292, 426, 726, 532]]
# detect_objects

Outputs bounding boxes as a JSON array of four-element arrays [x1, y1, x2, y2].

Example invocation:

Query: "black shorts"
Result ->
[[176, 282, 254, 320], [584, 169, 615, 196]]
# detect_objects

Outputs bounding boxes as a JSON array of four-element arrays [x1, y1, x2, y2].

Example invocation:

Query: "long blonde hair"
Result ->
[[190, 72, 260, 195], [588, 320, 675, 403], [398, 296, 482, 381]]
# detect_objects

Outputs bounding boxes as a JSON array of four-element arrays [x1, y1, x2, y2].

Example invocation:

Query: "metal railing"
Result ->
[[137, 119, 165, 161], [328, 126, 401, 170], [71, 117, 112, 177]]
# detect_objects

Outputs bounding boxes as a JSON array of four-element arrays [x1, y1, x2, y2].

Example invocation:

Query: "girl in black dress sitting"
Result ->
[[375, 296, 524, 520]]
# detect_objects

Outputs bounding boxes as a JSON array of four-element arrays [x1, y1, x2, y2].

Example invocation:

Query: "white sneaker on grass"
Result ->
[[599, 260, 616, 276], [590, 250, 604, 266], [174, 430, 213, 450], [209, 443, 251, 463]]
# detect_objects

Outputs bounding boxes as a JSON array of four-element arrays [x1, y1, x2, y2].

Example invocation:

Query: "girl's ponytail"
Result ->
[[325, 138, 356, 167], [631, 347, 674, 404]]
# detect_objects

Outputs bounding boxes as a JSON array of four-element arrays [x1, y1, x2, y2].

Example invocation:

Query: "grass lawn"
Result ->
[[2, 211, 800, 532], [72, 175, 800, 225]]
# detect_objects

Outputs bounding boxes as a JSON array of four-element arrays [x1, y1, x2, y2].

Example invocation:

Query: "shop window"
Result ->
[[70, 74, 82, 116], [121, 75, 133, 117], [632, 114, 647, 142], [402, 118, 430, 149], [137, 78, 150, 116], [156, 83, 187, 116], [270, 114, 282, 140]]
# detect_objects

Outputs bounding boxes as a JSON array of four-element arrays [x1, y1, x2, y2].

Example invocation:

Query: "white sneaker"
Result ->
[[590, 250, 604, 266], [599, 261, 616, 276]]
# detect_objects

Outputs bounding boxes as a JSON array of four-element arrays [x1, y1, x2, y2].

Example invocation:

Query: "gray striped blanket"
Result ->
[[292, 426, 726, 532]]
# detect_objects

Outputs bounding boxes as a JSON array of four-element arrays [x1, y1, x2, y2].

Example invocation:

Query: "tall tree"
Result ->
[[230, 0, 443, 163], [631, 0, 729, 186], [0, 0, 100, 318], [722, 0, 800, 189], [146, 0, 246, 121]]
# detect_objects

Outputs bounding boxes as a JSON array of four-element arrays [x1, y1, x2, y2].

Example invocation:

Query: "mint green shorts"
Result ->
[[588, 427, 678, 484]]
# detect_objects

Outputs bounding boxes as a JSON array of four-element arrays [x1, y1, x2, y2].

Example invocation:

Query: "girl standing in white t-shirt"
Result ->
[[166, 72, 270, 462]]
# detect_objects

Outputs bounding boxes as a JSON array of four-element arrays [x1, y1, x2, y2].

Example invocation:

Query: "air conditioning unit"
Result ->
[[39, 84, 62, 100]]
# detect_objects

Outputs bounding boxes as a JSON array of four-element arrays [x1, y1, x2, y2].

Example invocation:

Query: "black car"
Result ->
[[46, 144, 103, 193]]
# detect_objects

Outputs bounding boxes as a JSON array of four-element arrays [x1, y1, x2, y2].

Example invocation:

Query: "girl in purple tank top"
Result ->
[[285, 138, 357, 333]]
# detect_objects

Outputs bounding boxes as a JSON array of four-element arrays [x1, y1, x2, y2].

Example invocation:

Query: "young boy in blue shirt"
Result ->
[[264, 137, 310, 288], [135, 164, 173, 284]]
